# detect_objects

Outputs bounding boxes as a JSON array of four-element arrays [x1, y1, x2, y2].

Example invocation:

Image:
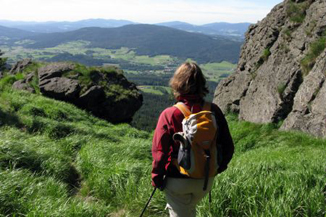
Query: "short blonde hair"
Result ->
[[169, 62, 208, 98]]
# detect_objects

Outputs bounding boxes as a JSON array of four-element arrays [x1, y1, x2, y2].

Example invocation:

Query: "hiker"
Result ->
[[151, 62, 234, 217]]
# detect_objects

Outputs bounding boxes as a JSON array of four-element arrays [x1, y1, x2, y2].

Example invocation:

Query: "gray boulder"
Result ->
[[79, 85, 105, 104], [39, 77, 81, 101], [281, 51, 326, 137], [38, 62, 75, 81], [12, 73, 35, 93], [36, 62, 142, 123], [9, 59, 32, 74], [10, 61, 142, 124]]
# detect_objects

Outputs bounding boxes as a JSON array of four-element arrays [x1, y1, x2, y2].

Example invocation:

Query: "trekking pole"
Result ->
[[139, 187, 157, 217], [209, 190, 212, 212]]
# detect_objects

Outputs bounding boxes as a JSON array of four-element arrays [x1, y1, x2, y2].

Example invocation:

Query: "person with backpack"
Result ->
[[151, 62, 234, 217]]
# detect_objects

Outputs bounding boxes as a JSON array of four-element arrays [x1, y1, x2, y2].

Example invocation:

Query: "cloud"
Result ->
[[0, 0, 282, 24]]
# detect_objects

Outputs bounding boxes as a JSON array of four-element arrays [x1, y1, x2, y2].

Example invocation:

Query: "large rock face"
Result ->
[[214, 0, 326, 137], [281, 52, 326, 137], [11, 62, 143, 123]]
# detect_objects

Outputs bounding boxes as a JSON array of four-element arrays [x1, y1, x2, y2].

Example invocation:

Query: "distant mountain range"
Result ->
[[157, 21, 251, 37], [22, 24, 242, 63], [0, 19, 135, 34], [0, 19, 251, 37], [0, 25, 38, 39]]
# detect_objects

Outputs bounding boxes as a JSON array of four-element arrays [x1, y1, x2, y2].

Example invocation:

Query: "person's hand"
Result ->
[[152, 175, 167, 190], [158, 177, 167, 191]]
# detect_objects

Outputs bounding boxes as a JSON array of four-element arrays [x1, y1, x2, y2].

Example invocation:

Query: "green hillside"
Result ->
[[0, 25, 38, 40], [23, 24, 241, 64], [0, 87, 325, 216]]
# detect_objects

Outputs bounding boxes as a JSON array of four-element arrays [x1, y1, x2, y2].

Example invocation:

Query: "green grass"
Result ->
[[255, 48, 272, 70], [196, 116, 325, 217], [277, 83, 287, 97], [0, 88, 154, 216], [301, 34, 326, 75], [283, 27, 293, 40], [286, 1, 311, 24], [0, 89, 325, 216]]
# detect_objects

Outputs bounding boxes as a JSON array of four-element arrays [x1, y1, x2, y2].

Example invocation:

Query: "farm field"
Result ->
[[0, 40, 235, 83], [1, 41, 175, 66]]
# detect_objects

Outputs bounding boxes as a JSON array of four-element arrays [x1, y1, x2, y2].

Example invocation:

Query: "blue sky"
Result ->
[[0, 0, 283, 24]]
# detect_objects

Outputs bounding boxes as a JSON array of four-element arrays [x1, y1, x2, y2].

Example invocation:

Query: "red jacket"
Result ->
[[151, 95, 234, 188]]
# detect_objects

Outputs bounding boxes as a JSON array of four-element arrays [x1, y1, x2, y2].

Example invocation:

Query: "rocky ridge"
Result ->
[[9, 60, 143, 123], [214, 0, 326, 137]]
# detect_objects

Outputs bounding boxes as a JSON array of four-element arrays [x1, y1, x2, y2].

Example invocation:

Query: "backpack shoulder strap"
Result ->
[[202, 102, 211, 111], [174, 102, 191, 118]]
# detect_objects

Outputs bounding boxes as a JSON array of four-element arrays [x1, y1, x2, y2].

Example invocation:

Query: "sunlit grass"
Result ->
[[0, 89, 325, 216]]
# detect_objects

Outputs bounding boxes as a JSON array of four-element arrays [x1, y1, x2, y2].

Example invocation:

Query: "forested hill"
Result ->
[[0, 25, 38, 39], [25, 24, 242, 63]]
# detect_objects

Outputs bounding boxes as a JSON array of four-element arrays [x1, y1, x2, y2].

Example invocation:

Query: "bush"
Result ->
[[255, 47, 271, 70], [277, 83, 287, 97], [0, 75, 17, 90], [286, 1, 311, 24], [261, 48, 271, 61], [301, 35, 326, 75], [0, 49, 7, 71]]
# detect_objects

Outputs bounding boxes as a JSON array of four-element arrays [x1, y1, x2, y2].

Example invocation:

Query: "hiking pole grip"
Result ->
[[140, 187, 157, 217]]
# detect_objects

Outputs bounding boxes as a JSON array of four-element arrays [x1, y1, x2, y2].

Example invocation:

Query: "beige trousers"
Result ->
[[164, 177, 214, 217]]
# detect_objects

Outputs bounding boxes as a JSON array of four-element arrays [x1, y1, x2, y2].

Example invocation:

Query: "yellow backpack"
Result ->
[[173, 102, 219, 190]]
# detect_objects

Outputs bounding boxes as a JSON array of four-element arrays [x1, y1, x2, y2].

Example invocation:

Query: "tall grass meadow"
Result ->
[[0, 89, 325, 216]]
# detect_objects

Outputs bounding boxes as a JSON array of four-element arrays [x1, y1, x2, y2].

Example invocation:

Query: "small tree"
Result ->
[[0, 49, 7, 71]]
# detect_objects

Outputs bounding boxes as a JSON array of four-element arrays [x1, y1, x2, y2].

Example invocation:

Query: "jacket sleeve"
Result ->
[[151, 109, 173, 188], [213, 104, 235, 174]]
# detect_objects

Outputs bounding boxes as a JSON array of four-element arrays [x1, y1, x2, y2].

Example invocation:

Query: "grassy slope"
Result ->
[[0, 89, 325, 216]]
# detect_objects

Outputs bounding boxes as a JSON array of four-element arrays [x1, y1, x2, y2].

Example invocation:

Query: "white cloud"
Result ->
[[0, 0, 282, 24]]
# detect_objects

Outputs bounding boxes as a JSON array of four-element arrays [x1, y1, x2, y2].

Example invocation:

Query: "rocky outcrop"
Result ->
[[9, 59, 32, 74], [281, 52, 326, 137], [38, 62, 75, 80], [38, 63, 80, 100], [39, 77, 81, 100], [214, 0, 326, 137], [12, 73, 35, 93], [12, 62, 142, 123]]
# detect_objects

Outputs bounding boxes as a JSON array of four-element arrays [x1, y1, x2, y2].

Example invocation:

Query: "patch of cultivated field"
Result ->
[[1, 41, 176, 67], [200, 61, 236, 82]]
